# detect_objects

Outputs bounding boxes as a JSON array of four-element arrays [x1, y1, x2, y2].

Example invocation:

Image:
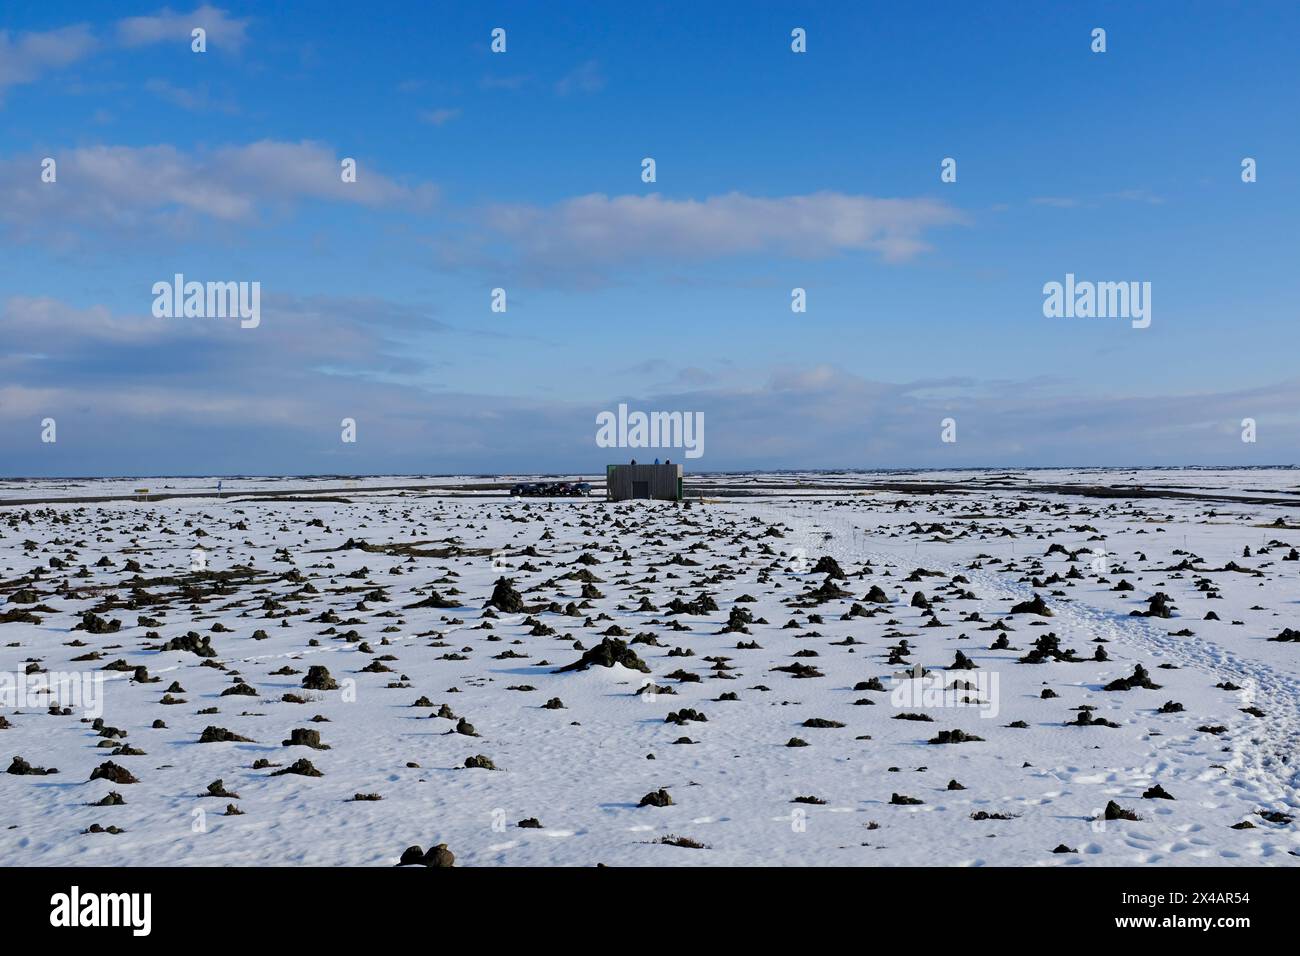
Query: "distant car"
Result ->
[[510, 480, 590, 497]]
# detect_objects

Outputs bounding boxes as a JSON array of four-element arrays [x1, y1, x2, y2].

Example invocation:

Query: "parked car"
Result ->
[[510, 480, 592, 498]]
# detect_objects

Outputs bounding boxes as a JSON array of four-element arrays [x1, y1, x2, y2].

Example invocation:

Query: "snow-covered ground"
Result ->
[[0, 474, 499, 501], [1, 469, 1298, 866]]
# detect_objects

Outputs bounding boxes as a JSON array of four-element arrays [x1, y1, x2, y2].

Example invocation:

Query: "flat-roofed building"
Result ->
[[605, 462, 683, 501]]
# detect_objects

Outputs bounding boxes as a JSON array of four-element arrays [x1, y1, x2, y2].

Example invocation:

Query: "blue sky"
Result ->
[[1, 1, 1297, 476]]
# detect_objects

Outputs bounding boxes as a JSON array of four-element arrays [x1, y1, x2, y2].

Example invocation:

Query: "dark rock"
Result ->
[[199, 726, 253, 744], [928, 729, 984, 744], [555, 637, 649, 674], [302, 665, 339, 690], [282, 728, 329, 749], [423, 843, 455, 867], [1009, 594, 1052, 616], [1104, 800, 1140, 821], [89, 761, 138, 785], [7, 756, 57, 776]]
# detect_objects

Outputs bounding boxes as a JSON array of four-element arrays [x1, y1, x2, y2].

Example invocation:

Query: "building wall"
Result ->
[[606, 463, 683, 501]]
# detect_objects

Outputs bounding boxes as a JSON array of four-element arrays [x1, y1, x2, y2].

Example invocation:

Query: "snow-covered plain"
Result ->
[[1, 469, 1298, 866]]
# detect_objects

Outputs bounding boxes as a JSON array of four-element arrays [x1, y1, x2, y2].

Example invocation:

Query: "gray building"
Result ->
[[605, 462, 683, 501]]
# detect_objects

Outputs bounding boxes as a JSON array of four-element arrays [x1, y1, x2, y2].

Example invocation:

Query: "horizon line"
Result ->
[[2, 463, 1297, 482]]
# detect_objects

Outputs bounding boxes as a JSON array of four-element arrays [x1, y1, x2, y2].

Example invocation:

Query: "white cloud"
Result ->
[[1107, 189, 1166, 205], [419, 107, 461, 126], [3, 295, 1296, 474], [209, 140, 435, 207], [144, 78, 238, 113], [555, 60, 605, 95], [10, 350, 1298, 473], [0, 297, 176, 347], [117, 4, 250, 52], [0, 7, 250, 105], [0, 25, 96, 97], [0, 141, 437, 242], [0, 293, 445, 374], [483, 191, 966, 268]]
